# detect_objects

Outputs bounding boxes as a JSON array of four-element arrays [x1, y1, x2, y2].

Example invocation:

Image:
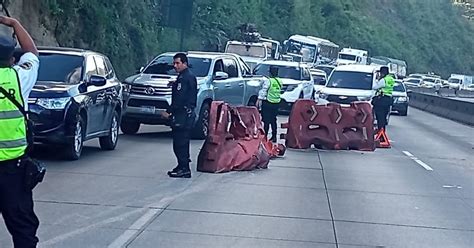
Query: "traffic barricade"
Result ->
[[197, 102, 285, 173], [281, 100, 375, 151]]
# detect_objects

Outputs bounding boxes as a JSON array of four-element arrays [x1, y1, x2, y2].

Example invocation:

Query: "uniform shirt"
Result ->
[[169, 68, 197, 114], [258, 78, 271, 100], [373, 78, 386, 90], [13, 52, 40, 110]]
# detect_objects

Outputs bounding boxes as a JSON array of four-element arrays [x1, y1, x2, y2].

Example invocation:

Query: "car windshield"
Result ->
[[448, 78, 461, 84], [394, 82, 406, 92], [315, 66, 334, 76], [312, 74, 326, 85], [286, 41, 317, 63], [254, 64, 302, 80], [407, 79, 420, 84], [424, 78, 436, 83], [326, 71, 373, 90], [338, 53, 356, 61], [143, 55, 211, 77], [37, 53, 84, 84], [226, 44, 266, 58]]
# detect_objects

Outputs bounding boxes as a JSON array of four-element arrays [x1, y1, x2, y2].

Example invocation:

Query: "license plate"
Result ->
[[140, 106, 155, 114]]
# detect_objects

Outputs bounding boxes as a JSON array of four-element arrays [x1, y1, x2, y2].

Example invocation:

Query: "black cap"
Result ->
[[0, 35, 17, 60]]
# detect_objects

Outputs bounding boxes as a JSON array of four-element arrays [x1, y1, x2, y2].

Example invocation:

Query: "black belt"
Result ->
[[0, 159, 22, 173]]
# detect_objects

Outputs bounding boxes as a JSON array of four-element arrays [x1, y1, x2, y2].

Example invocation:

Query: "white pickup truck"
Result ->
[[121, 52, 264, 139]]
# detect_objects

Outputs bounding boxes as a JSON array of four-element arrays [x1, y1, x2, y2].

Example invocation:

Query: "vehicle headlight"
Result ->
[[122, 83, 131, 93], [285, 85, 298, 92], [36, 97, 70, 109], [397, 97, 408, 102]]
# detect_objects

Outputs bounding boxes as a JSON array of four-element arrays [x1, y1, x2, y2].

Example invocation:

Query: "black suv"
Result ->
[[28, 47, 123, 160]]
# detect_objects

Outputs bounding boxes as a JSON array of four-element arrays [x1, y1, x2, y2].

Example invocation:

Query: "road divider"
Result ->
[[197, 102, 285, 173], [280, 100, 375, 151], [408, 92, 474, 126]]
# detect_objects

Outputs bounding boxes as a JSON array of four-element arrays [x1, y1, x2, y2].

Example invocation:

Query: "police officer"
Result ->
[[0, 16, 40, 248], [257, 66, 281, 143], [372, 66, 394, 131], [162, 53, 197, 178]]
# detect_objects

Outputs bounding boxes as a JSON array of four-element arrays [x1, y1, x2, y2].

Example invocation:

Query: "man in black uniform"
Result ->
[[162, 53, 197, 178]]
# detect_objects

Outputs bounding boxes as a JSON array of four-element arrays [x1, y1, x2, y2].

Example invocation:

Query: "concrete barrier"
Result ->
[[408, 92, 474, 126], [438, 88, 457, 97], [457, 90, 474, 98]]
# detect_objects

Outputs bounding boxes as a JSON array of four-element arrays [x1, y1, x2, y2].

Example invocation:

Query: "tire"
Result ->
[[192, 103, 210, 140], [399, 107, 408, 116], [247, 97, 257, 107], [99, 111, 120, 150], [64, 115, 85, 160], [120, 120, 140, 135]]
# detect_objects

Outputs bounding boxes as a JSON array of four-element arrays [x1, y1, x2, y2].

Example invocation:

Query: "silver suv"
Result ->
[[121, 52, 263, 138]]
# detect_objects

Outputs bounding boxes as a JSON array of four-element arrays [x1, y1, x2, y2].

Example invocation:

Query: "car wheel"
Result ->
[[120, 120, 140, 135], [99, 111, 120, 150], [399, 107, 408, 116], [64, 115, 85, 160], [192, 103, 210, 140], [247, 96, 257, 107]]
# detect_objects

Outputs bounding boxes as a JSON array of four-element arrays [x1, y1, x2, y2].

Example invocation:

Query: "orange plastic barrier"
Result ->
[[281, 100, 375, 151], [197, 102, 285, 173]]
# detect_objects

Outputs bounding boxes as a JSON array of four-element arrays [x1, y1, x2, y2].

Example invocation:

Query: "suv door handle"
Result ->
[[225, 84, 232, 88], [238, 82, 244, 86]]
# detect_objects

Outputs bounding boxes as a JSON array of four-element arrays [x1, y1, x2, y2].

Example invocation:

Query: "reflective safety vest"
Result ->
[[267, 77, 282, 104], [0, 67, 27, 162], [381, 75, 395, 96]]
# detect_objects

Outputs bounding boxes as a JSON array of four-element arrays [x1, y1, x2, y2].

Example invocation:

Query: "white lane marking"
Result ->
[[403, 151, 434, 171], [107, 208, 161, 248]]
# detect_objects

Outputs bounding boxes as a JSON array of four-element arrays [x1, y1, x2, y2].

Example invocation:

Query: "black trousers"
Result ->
[[0, 160, 39, 248], [372, 95, 393, 130], [172, 127, 191, 171], [261, 100, 279, 139]]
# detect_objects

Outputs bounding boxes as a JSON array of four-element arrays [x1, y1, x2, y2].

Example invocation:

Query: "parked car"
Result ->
[[392, 80, 409, 116], [121, 51, 263, 139], [253, 60, 314, 112], [310, 69, 327, 93], [314, 64, 335, 78], [28, 47, 123, 160], [318, 64, 381, 104], [420, 77, 443, 90], [403, 78, 422, 87], [318, 65, 392, 125]]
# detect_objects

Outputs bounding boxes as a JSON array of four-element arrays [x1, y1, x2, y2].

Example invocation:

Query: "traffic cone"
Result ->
[[375, 128, 391, 148]]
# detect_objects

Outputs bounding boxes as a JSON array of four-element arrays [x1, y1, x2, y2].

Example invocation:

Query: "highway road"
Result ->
[[0, 108, 473, 248]]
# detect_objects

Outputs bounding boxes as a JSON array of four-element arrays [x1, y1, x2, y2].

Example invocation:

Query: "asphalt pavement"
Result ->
[[0, 108, 473, 248]]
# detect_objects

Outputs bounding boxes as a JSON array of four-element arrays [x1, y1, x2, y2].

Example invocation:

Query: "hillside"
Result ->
[[3, 0, 473, 79]]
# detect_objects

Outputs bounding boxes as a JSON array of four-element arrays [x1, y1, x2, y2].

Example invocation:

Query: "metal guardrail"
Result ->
[[408, 91, 474, 126]]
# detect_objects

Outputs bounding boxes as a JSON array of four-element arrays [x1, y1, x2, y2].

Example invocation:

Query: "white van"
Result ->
[[336, 48, 369, 66]]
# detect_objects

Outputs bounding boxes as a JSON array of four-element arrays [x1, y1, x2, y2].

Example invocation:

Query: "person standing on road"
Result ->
[[161, 53, 197, 178], [372, 66, 394, 131], [0, 16, 41, 248], [257, 66, 282, 143]]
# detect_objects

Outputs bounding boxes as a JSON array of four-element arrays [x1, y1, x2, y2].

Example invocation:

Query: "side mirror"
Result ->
[[214, 71, 229, 80], [88, 75, 107, 87], [406, 89, 413, 93]]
